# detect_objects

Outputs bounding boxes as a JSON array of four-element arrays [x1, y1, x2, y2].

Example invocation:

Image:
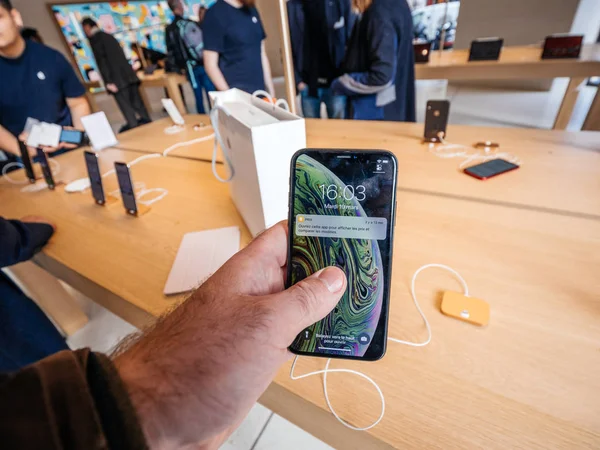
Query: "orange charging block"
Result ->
[[441, 291, 490, 326]]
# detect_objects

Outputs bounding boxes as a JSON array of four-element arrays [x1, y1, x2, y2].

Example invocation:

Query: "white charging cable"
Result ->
[[428, 136, 521, 169], [251, 89, 291, 111], [162, 132, 215, 157], [108, 180, 168, 206], [209, 102, 235, 182], [2, 162, 28, 185], [290, 264, 470, 431]]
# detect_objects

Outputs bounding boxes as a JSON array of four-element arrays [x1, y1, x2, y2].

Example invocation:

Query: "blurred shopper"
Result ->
[[0, 0, 90, 173], [82, 17, 151, 132], [0, 216, 68, 371], [20, 27, 42, 44], [288, 0, 354, 119], [165, 0, 214, 114], [331, 0, 416, 121], [202, 0, 274, 96]]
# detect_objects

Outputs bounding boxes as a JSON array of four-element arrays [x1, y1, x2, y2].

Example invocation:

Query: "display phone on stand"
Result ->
[[36, 148, 55, 190], [114, 162, 138, 215], [18, 140, 36, 183], [60, 128, 87, 146], [84, 151, 106, 205], [424, 100, 450, 142], [287, 149, 398, 361]]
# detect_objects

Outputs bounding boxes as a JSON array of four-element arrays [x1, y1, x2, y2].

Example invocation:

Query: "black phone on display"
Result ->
[[84, 151, 106, 205], [60, 128, 87, 146], [542, 35, 584, 59], [414, 42, 432, 63], [18, 140, 36, 183], [287, 149, 398, 361], [464, 158, 519, 180], [469, 37, 503, 61], [36, 148, 55, 190], [114, 162, 138, 215], [424, 100, 450, 142]]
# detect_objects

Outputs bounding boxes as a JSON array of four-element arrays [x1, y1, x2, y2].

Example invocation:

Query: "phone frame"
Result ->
[[60, 128, 86, 146], [463, 158, 520, 180], [84, 151, 106, 205], [18, 140, 36, 183], [286, 148, 398, 362], [424, 100, 450, 142], [36, 148, 55, 190], [114, 162, 138, 215]]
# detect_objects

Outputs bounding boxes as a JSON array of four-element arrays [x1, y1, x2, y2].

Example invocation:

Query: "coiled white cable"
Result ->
[[290, 264, 470, 431], [2, 158, 61, 187], [162, 132, 215, 156], [428, 137, 521, 169], [108, 181, 168, 206]]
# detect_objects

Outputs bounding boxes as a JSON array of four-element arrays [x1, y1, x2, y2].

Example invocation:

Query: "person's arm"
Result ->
[[0, 124, 19, 157], [66, 96, 91, 130], [203, 50, 229, 91], [0, 216, 55, 268], [331, 14, 396, 97], [261, 41, 275, 97]]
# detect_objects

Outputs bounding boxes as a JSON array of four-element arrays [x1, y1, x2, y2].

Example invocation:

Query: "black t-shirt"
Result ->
[[0, 41, 85, 138], [304, 0, 336, 85], [202, 0, 267, 94]]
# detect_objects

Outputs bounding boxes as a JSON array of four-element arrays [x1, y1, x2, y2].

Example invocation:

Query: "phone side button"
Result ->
[[393, 201, 397, 227]]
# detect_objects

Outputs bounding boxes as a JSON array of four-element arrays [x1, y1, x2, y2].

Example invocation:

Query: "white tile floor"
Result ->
[[67, 78, 596, 449]]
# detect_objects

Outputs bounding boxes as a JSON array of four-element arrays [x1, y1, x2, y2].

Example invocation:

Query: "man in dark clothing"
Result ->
[[82, 18, 151, 132], [0, 216, 68, 371], [165, 0, 214, 114], [288, 0, 354, 119], [330, 0, 416, 122], [0, 222, 347, 449]]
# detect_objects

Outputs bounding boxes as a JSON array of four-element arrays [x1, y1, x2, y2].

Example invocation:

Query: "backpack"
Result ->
[[176, 18, 204, 63]]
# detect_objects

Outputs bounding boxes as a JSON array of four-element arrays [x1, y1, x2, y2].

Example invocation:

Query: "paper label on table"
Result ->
[[81, 112, 118, 151], [162, 98, 185, 126], [163, 227, 241, 295]]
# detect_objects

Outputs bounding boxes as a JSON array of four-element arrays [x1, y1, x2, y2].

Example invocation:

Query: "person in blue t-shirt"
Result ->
[[202, 0, 274, 96], [0, 0, 90, 170]]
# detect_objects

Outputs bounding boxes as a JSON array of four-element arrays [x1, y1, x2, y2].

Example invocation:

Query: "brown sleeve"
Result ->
[[0, 349, 148, 450]]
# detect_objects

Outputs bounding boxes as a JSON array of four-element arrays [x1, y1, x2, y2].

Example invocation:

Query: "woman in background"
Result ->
[[330, 0, 415, 121]]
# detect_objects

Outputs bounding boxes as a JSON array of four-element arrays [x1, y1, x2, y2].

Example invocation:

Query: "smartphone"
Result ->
[[114, 162, 138, 215], [542, 35, 584, 59], [469, 37, 503, 61], [60, 128, 87, 146], [36, 148, 55, 190], [18, 140, 36, 183], [464, 158, 519, 180], [287, 149, 398, 361], [84, 151, 106, 205], [424, 100, 450, 142]]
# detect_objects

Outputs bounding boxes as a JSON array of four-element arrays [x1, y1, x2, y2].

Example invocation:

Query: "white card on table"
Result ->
[[163, 227, 241, 295], [81, 112, 118, 151]]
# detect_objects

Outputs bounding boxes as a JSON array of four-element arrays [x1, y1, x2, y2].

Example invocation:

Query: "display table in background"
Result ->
[[1, 142, 598, 449], [137, 69, 188, 116], [416, 44, 600, 130]]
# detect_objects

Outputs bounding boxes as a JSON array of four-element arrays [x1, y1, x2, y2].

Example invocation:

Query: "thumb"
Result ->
[[270, 267, 346, 343]]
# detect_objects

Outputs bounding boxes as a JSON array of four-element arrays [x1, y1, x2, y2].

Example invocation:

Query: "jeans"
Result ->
[[190, 64, 216, 114], [301, 87, 346, 119]]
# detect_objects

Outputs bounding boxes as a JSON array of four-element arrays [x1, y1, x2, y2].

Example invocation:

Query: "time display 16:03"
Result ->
[[319, 184, 366, 201]]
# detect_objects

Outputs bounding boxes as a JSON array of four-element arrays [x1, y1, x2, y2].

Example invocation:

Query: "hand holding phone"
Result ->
[[287, 149, 398, 361]]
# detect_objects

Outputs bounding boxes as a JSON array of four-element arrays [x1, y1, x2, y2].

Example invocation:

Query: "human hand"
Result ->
[[114, 221, 346, 449], [21, 215, 56, 231], [297, 81, 307, 92], [106, 83, 119, 93]]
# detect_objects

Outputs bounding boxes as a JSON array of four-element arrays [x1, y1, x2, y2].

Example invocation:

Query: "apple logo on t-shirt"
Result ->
[[37, 71, 46, 80]]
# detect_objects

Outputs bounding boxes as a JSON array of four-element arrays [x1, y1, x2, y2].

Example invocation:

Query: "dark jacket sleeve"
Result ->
[[91, 34, 115, 86], [0, 218, 54, 268], [331, 12, 396, 96], [0, 349, 148, 450]]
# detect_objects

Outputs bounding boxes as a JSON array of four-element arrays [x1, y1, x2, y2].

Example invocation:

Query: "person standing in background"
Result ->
[[330, 0, 416, 121], [288, 0, 354, 119], [165, 0, 215, 114], [0, 0, 90, 173], [82, 17, 151, 132], [202, 0, 274, 96]]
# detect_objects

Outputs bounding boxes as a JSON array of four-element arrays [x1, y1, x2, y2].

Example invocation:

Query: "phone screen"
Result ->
[[464, 158, 519, 180], [60, 129, 83, 145], [115, 162, 137, 214], [287, 150, 398, 361], [18, 140, 36, 183], [84, 151, 105, 204], [36, 148, 55, 189]]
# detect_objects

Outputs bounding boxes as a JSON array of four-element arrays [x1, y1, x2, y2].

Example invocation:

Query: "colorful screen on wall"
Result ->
[[50, 0, 214, 84]]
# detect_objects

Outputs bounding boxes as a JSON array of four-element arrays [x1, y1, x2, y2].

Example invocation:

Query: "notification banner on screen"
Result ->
[[296, 215, 387, 240]]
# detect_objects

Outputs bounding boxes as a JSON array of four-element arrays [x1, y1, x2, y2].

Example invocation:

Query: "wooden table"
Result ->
[[1, 147, 598, 449], [416, 44, 600, 130], [138, 69, 188, 116], [117, 116, 600, 218]]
